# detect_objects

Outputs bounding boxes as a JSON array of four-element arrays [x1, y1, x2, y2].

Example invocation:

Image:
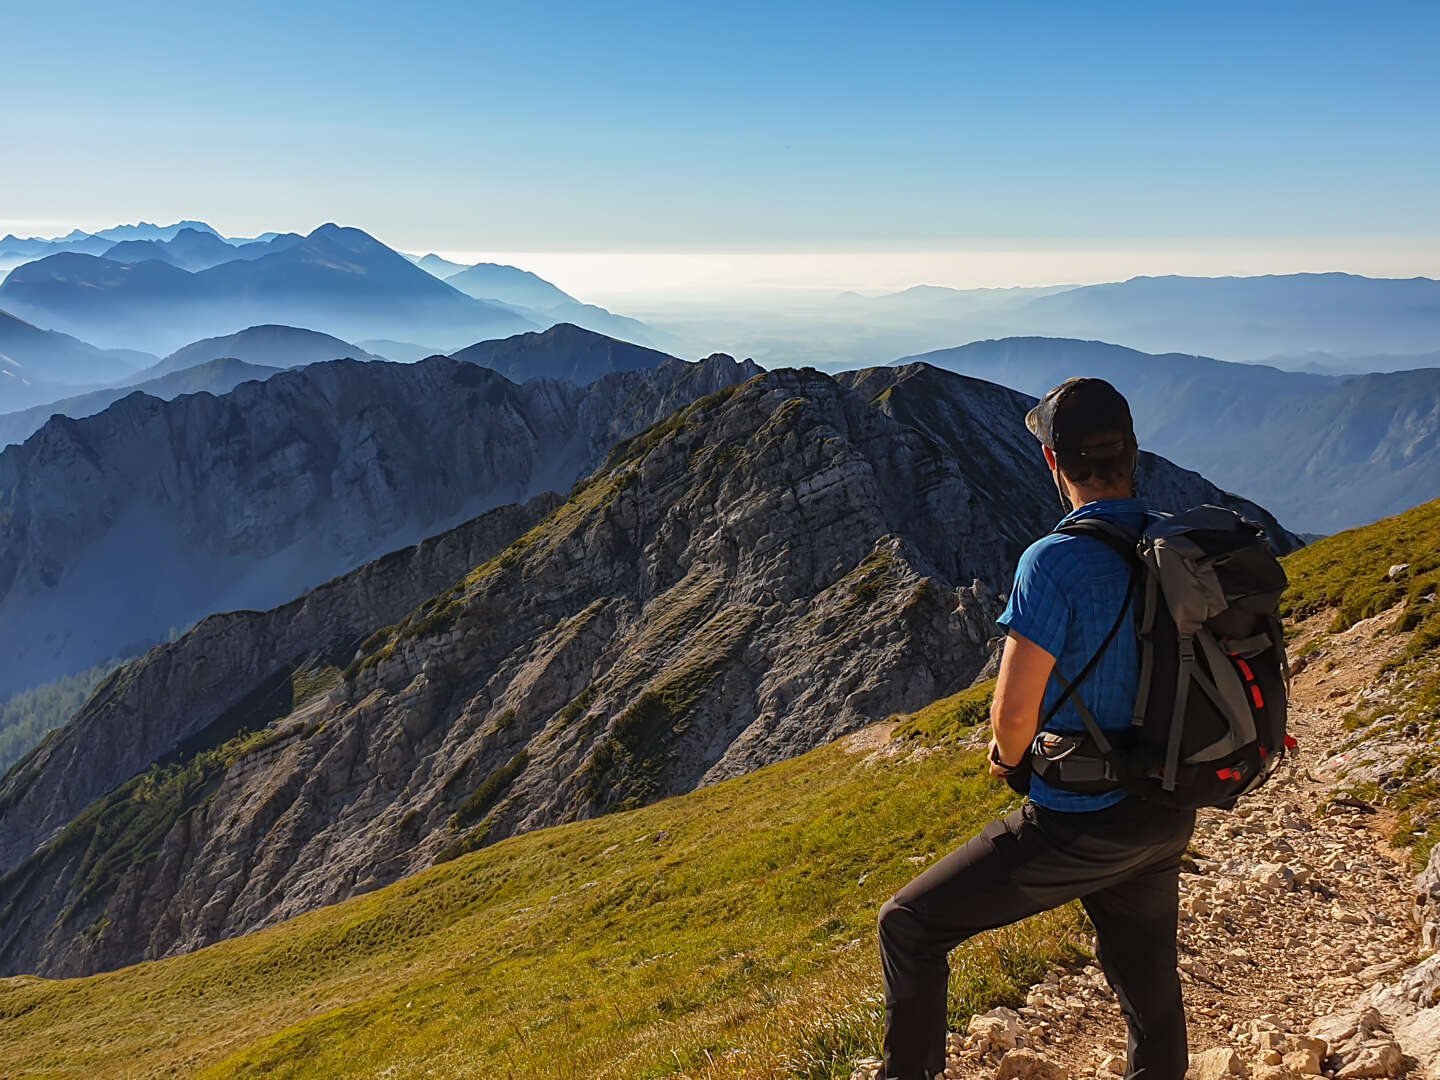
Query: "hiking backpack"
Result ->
[[1027, 505, 1294, 810]]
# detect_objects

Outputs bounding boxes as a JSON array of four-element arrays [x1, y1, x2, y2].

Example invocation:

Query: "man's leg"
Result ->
[[879, 803, 1138, 1080], [1079, 811, 1195, 1080]]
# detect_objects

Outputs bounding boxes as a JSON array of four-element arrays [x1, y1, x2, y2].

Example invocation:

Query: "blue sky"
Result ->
[[1, 0, 1436, 290]]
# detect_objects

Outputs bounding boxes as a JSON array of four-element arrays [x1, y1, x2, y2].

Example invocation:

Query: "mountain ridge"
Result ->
[[896, 336, 1440, 532], [450, 322, 677, 383], [0, 360, 1293, 977], [0, 224, 538, 353], [0, 350, 763, 702]]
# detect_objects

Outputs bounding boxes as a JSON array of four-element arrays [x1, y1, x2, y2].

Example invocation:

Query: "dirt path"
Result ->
[[856, 609, 1432, 1080]]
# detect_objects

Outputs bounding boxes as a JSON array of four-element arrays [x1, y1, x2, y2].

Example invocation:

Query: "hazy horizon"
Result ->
[[5, 2, 1436, 301]]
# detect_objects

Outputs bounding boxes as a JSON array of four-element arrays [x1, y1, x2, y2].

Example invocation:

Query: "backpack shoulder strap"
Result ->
[[1053, 517, 1145, 568], [1038, 519, 1142, 729]]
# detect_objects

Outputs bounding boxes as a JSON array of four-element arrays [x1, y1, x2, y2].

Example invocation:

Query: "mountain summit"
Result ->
[[451, 322, 677, 383]]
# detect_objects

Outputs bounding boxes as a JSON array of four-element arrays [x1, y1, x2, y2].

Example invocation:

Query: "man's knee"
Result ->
[[878, 896, 919, 947]]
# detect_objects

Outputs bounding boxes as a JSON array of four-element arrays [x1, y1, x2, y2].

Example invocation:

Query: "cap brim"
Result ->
[[1024, 402, 1046, 443]]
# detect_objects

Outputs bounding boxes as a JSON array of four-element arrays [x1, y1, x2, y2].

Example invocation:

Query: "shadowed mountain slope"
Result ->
[[0, 352, 760, 702]]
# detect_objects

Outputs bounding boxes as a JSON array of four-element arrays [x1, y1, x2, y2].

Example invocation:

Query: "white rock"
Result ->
[[1334, 1039, 1403, 1079], [969, 1007, 1024, 1055], [1187, 1047, 1244, 1080], [996, 1049, 1069, 1080]]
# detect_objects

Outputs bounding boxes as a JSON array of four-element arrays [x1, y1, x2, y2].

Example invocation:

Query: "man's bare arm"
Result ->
[[988, 630, 1057, 774]]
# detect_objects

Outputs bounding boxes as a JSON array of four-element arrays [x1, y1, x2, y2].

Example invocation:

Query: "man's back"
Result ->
[[997, 496, 1150, 811]]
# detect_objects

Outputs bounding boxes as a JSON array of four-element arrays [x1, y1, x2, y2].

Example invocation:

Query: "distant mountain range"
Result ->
[[0, 325, 383, 447], [0, 309, 155, 411], [440, 260, 655, 345], [0, 221, 228, 269], [358, 338, 449, 363], [131, 324, 383, 380], [408, 253, 471, 277], [0, 360, 1294, 977], [0, 224, 538, 354], [1, 223, 658, 355], [651, 273, 1440, 374], [0, 323, 668, 447], [101, 228, 303, 272], [1261, 349, 1440, 375], [845, 273, 1440, 366], [896, 336, 1440, 533], [0, 345, 762, 700]]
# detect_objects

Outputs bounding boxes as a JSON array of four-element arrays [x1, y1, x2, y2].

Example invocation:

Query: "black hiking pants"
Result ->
[[878, 797, 1196, 1080]]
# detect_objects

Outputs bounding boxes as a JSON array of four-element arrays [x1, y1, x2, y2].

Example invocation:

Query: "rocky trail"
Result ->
[[855, 606, 1440, 1080]]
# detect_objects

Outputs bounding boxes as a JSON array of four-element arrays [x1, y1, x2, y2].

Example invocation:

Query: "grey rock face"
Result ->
[[0, 352, 761, 700], [0, 491, 561, 873], [0, 362, 1296, 977]]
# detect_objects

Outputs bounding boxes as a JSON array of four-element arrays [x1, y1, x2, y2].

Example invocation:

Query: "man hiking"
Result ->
[[877, 377, 1197, 1080]]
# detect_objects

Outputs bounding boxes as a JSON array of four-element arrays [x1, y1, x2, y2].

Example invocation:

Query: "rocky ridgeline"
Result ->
[[0, 362, 1295, 979], [0, 345, 760, 699], [853, 607, 1440, 1080]]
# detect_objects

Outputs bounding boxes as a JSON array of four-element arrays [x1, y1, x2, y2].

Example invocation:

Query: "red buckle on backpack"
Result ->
[[1216, 767, 1236, 780], [1284, 735, 1297, 750]]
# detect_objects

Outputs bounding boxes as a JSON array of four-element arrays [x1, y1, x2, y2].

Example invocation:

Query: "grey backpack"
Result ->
[[1028, 505, 1293, 809]]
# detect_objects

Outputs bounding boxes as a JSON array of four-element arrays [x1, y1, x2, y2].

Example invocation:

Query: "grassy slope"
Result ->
[[1282, 494, 1440, 651], [0, 711, 1085, 1080], [1280, 496, 1440, 864]]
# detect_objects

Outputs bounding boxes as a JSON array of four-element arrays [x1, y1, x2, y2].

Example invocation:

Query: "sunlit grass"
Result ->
[[0, 724, 1086, 1079]]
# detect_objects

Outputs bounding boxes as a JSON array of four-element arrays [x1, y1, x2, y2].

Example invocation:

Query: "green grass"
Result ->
[[0, 723, 1086, 1080], [893, 681, 997, 746], [1281, 496, 1440, 640], [582, 604, 760, 812], [1281, 496, 1440, 867]]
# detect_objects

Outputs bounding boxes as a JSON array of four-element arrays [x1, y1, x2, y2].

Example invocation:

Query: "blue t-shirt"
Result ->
[[996, 498, 1151, 812]]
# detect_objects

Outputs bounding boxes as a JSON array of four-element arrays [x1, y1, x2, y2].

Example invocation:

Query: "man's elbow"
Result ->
[[991, 707, 1036, 740]]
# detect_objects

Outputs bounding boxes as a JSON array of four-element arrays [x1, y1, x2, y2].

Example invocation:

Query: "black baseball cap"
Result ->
[[1024, 377, 1136, 459]]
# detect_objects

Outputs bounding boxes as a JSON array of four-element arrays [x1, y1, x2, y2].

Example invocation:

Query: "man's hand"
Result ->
[[987, 738, 1017, 777]]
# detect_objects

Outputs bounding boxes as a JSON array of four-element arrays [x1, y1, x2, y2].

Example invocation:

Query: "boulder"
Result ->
[[969, 1006, 1024, 1055], [996, 1048, 1069, 1080], [1334, 1040, 1404, 1079], [1188, 1047, 1245, 1080]]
